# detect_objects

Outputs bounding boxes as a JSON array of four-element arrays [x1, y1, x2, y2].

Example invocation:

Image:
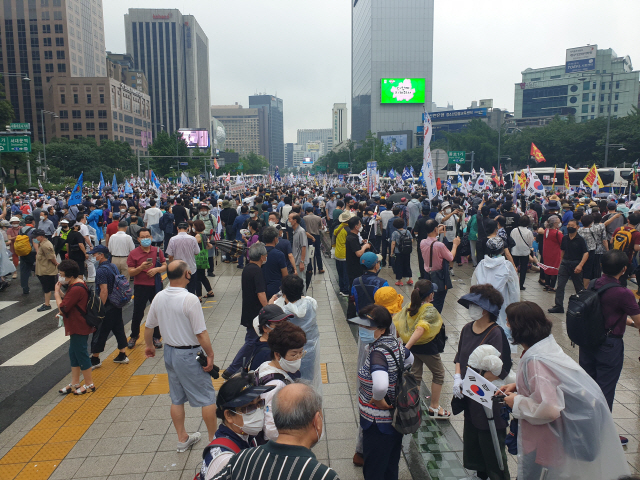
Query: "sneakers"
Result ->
[[90, 356, 102, 369], [127, 337, 138, 349], [37, 304, 52, 312], [548, 305, 564, 314], [153, 338, 163, 349], [620, 435, 629, 445], [113, 352, 129, 364], [395, 281, 404, 286], [407, 279, 414, 286], [177, 432, 201, 453], [353, 452, 364, 467], [221, 370, 232, 380], [338, 292, 349, 297]]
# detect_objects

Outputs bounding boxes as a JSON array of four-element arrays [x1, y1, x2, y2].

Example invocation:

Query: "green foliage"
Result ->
[[0, 75, 15, 130], [148, 131, 190, 176]]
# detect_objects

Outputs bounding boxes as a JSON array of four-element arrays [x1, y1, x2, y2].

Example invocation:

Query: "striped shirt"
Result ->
[[212, 440, 339, 480]]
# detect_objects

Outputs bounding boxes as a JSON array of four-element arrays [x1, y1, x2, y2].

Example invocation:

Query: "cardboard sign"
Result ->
[[229, 182, 245, 194], [462, 367, 499, 406]]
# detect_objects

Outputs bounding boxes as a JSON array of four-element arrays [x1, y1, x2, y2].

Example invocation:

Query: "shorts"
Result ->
[[68, 334, 91, 370], [38, 274, 57, 293], [164, 345, 216, 407], [582, 251, 602, 280]]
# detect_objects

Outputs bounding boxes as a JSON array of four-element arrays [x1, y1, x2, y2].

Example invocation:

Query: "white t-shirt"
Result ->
[[510, 226, 534, 257], [145, 287, 206, 346], [144, 207, 163, 226]]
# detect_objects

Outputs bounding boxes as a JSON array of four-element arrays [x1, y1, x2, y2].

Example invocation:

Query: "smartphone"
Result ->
[[276, 290, 283, 298], [146, 258, 153, 263]]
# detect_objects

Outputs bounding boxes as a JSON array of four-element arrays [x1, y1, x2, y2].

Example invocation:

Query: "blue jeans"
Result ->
[[336, 259, 349, 294], [225, 327, 259, 376], [20, 253, 35, 293]]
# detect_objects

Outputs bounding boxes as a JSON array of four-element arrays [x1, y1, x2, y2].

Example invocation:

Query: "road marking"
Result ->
[[1, 325, 67, 366], [0, 301, 57, 341], [0, 301, 18, 311]]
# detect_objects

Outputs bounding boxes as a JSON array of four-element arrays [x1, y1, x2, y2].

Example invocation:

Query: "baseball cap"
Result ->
[[607, 201, 617, 210], [88, 245, 109, 255], [258, 304, 293, 325], [216, 376, 275, 409], [360, 252, 382, 269]]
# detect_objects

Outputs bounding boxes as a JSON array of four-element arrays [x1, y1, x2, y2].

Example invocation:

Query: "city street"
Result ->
[[1, 251, 640, 480]]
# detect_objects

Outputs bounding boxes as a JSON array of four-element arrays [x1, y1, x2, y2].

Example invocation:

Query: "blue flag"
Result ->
[[401, 167, 412, 181], [107, 198, 111, 212], [150, 170, 161, 192], [99, 172, 105, 196], [112, 173, 117, 191], [388, 169, 396, 180], [457, 174, 464, 189], [409, 166, 415, 177], [68, 172, 84, 206], [124, 180, 133, 194], [274, 166, 281, 182], [446, 177, 452, 191], [418, 168, 425, 185]]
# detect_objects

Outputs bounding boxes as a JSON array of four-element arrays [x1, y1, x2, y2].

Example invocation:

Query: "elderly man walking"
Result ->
[[166, 222, 201, 295], [288, 213, 308, 280], [144, 260, 217, 452]]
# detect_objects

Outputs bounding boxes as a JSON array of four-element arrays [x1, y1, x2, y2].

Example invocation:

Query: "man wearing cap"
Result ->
[[288, 213, 308, 279], [88, 245, 129, 368], [325, 192, 337, 234], [17, 215, 37, 294], [351, 252, 388, 315], [248, 304, 294, 370], [232, 206, 250, 268], [166, 222, 201, 294], [144, 260, 217, 452], [33, 229, 58, 311]]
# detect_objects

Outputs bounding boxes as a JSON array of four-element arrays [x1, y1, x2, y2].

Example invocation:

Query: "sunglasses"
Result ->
[[231, 398, 265, 415]]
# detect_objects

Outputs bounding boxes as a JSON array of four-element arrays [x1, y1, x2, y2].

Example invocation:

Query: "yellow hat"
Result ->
[[374, 287, 404, 314]]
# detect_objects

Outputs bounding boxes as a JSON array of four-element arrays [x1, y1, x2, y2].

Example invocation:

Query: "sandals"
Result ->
[[59, 383, 80, 395], [428, 405, 451, 419], [74, 384, 96, 395], [206, 292, 215, 298], [407, 279, 414, 286]]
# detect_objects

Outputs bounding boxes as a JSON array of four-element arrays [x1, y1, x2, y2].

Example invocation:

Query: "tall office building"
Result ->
[[1, 0, 107, 141], [297, 128, 332, 156], [284, 142, 294, 168], [332, 103, 347, 148], [124, 9, 210, 139], [351, 0, 434, 142], [211, 104, 268, 158], [249, 94, 284, 169]]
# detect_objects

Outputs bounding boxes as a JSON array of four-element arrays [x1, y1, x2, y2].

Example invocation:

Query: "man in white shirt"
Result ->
[[108, 220, 136, 279], [166, 222, 201, 294], [144, 260, 217, 452], [143, 199, 164, 247]]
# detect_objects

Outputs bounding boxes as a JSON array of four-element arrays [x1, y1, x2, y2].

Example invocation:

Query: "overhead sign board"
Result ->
[[237, 163, 243, 170], [10, 123, 30, 130], [178, 129, 210, 148], [381, 78, 426, 104], [337, 162, 350, 169], [0, 136, 31, 152], [179, 162, 189, 166], [426, 108, 487, 123], [566, 45, 597, 73], [302, 157, 313, 165], [448, 151, 466, 164]]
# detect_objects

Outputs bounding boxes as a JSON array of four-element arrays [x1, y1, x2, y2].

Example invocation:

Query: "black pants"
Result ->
[[225, 327, 259, 376], [306, 234, 323, 272], [432, 288, 447, 314], [363, 423, 403, 480], [19, 253, 35, 293], [91, 306, 127, 354], [417, 244, 426, 279], [207, 256, 214, 275], [381, 234, 390, 266], [620, 260, 635, 288], [476, 238, 486, 263], [196, 268, 212, 297], [163, 233, 174, 254], [555, 260, 583, 308], [463, 420, 509, 480], [579, 336, 624, 411], [130, 284, 160, 339], [394, 252, 412, 280], [187, 270, 198, 295], [514, 255, 530, 288]]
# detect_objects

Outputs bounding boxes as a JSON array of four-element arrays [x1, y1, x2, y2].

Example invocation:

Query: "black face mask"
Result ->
[[567, 227, 577, 234]]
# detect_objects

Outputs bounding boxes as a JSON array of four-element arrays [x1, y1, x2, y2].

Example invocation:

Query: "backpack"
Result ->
[[97, 212, 105, 227], [100, 263, 133, 309], [612, 227, 636, 252], [195, 437, 243, 480], [73, 283, 106, 330], [379, 343, 421, 434], [399, 230, 412, 254], [14, 227, 34, 256], [566, 281, 620, 347]]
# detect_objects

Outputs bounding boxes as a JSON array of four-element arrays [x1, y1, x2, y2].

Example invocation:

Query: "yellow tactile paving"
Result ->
[[0, 464, 26, 479], [15, 460, 59, 480], [0, 445, 42, 465], [31, 441, 75, 461], [321, 363, 329, 384]]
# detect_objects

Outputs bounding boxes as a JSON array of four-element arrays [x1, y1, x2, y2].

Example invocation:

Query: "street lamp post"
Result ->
[[604, 72, 615, 168], [40, 109, 58, 183]]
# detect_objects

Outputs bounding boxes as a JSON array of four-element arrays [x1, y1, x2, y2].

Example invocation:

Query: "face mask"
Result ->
[[58, 275, 68, 285], [40, 216, 45, 221], [567, 227, 577, 234], [200, 212, 207, 216], [62, 226, 69, 231], [120, 209, 126, 213], [287, 221, 292, 227], [469, 304, 485, 321], [269, 221, 276, 227], [359, 327, 377, 344], [445, 208, 452, 214], [250, 213, 256, 218], [234, 408, 264, 436], [278, 356, 302, 373], [140, 238, 152, 247]]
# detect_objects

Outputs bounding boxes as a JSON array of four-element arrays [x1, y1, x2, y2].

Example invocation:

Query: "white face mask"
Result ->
[[58, 275, 68, 285], [444, 208, 452, 214], [469, 304, 485, 321], [233, 408, 264, 436], [278, 356, 302, 373], [269, 221, 276, 227]]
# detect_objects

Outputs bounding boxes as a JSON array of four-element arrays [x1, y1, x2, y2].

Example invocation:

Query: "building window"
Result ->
[[582, 93, 589, 102], [42, 25, 51, 33], [43, 38, 52, 47], [570, 85, 578, 92], [57, 64, 66, 72], [99, 122, 108, 131], [59, 110, 68, 118], [599, 106, 604, 113], [593, 82, 596, 89], [615, 93, 619, 101], [74, 135, 82, 139], [31, 38, 39, 48], [85, 110, 94, 119], [591, 105, 595, 112], [100, 134, 109, 141], [99, 93, 104, 104], [600, 94, 604, 102], [86, 122, 95, 131], [73, 94, 78, 104], [53, 11, 62, 20], [56, 51, 65, 59], [98, 110, 107, 119], [113, 111, 117, 120], [53, 0, 61, 6], [73, 122, 82, 131], [60, 122, 69, 131], [87, 94, 91, 104], [592, 94, 595, 101], [55, 38, 64, 46], [44, 51, 53, 60], [583, 81, 590, 90], [616, 81, 620, 89], [32, 50, 40, 60], [601, 83, 606, 91], [72, 65, 77, 74], [591, 115, 594, 119], [54, 24, 63, 34], [42, 11, 50, 20], [45, 64, 54, 73], [124, 126, 133, 134], [569, 97, 577, 104], [614, 105, 618, 112], [61, 94, 67, 104], [119, 125, 123, 132], [581, 116, 587, 122], [72, 110, 81, 119], [581, 104, 588, 113]]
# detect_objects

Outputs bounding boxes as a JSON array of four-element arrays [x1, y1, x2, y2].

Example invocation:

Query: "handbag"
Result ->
[[423, 241, 452, 291], [196, 234, 210, 269]]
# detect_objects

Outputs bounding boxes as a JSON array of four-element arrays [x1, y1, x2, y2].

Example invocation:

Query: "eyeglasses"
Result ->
[[231, 399, 265, 415], [287, 350, 307, 361]]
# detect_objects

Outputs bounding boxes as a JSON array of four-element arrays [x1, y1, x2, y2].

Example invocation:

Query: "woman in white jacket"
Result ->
[[272, 274, 322, 393], [503, 301, 629, 480]]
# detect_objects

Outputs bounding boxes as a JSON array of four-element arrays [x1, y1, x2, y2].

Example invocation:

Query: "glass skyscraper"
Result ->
[[351, 0, 434, 143], [249, 94, 284, 170]]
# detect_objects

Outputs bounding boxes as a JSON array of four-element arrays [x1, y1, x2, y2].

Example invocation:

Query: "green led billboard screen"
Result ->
[[380, 78, 426, 104]]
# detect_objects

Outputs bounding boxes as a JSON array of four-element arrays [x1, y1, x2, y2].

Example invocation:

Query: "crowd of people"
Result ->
[[2, 181, 640, 480]]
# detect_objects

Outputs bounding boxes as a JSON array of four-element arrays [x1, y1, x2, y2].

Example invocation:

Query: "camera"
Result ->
[[196, 350, 220, 379]]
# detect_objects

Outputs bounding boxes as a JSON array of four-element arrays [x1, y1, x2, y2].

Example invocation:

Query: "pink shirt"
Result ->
[[420, 237, 453, 272]]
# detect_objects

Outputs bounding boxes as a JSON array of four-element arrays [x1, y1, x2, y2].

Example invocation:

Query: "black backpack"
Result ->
[[566, 281, 620, 347], [399, 230, 413, 254], [73, 283, 106, 330]]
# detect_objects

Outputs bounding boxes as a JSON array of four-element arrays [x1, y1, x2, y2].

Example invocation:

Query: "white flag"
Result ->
[[422, 112, 437, 200]]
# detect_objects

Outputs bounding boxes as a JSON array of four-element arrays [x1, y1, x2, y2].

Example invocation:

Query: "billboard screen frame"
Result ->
[[380, 134, 408, 153], [565, 45, 597, 74], [380, 78, 426, 104], [178, 129, 210, 149]]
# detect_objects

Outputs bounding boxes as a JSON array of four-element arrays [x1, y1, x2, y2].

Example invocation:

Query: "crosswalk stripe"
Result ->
[[0, 301, 57, 341], [1, 326, 67, 366], [0, 301, 18, 311]]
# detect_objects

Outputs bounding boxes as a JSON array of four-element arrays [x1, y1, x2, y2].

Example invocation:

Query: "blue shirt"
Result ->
[[351, 271, 389, 314], [233, 214, 250, 240], [95, 260, 116, 296], [274, 238, 294, 273], [561, 210, 574, 226], [262, 246, 287, 298]]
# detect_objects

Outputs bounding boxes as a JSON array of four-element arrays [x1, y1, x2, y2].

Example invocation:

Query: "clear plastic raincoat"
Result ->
[[512, 335, 629, 480], [274, 296, 322, 394], [0, 239, 15, 277], [471, 255, 520, 353]]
